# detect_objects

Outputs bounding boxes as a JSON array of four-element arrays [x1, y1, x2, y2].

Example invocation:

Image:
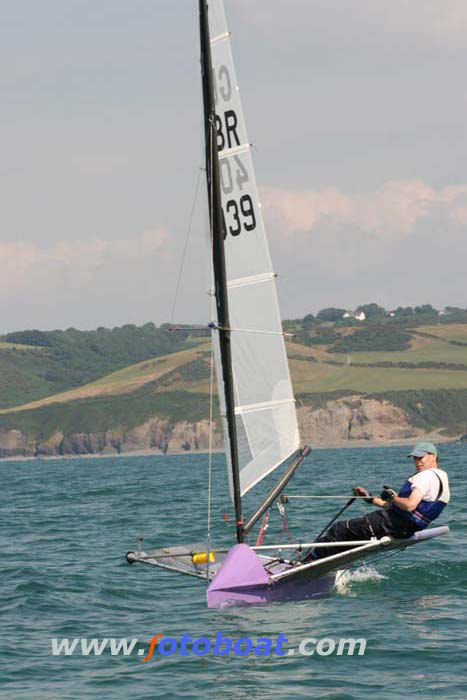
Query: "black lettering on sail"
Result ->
[[225, 110, 240, 149], [223, 195, 257, 237], [218, 65, 231, 101], [215, 111, 240, 152], [215, 114, 225, 151]]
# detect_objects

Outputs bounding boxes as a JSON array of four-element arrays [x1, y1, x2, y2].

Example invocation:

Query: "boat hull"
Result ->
[[206, 543, 335, 608], [126, 527, 449, 608], [206, 525, 450, 607], [207, 573, 337, 608]]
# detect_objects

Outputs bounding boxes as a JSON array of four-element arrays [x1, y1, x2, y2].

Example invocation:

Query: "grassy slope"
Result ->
[[289, 358, 467, 392], [0, 344, 210, 414], [339, 337, 467, 365], [2, 324, 467, 438], [0, 342, 39, 350], [0, 324, 197, 409], [0, 391, 214, 437], [415, 323, 467, 342]]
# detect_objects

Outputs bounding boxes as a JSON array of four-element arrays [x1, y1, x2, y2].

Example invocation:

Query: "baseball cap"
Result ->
[[408, 441, 438, 458]]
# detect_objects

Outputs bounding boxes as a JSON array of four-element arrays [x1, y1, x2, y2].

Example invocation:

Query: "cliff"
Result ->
[[0, 395, 431, 459], [298, 395, 422, 443]]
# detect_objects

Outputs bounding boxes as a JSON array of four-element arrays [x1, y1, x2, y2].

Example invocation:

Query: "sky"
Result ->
[[1, 0, 467, 333]]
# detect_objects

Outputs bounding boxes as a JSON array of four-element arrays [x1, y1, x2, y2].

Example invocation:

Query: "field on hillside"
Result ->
[[0, 344, 210, 415], [416, 323, 467, 343], [3, 328, 467, 418], [0, 324, 200, 409], [288, 357, 467, 392], [341, 338, 467, 365], [0, 342, 40, 350], [2, 320, 467, 441]]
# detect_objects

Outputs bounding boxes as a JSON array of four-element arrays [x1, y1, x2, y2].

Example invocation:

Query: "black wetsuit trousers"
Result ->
[[313, 508, 418, 559]]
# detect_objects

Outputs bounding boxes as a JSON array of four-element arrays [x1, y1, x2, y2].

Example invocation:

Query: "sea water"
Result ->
[[1, 443, 466, 699]]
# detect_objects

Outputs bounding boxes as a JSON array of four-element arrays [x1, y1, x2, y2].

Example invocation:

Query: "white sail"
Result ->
[[207, 1, 300, 498]]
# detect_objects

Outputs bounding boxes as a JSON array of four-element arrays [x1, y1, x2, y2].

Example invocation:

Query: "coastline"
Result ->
[[0, 433, 460, 462]]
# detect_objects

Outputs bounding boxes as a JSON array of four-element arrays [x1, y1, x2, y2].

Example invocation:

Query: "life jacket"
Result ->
[[390, 471, 446, 530]]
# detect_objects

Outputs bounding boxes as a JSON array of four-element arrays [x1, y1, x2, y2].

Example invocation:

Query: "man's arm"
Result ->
[[370, 495, 390, 509], [389, 487, 423, 512], [355, 487, 390, 509], [355, 486, 423, 511], [379, 487, 423, 512]]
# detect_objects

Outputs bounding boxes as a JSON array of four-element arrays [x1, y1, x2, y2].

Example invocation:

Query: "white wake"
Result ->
[[335, 565, 387, 595]]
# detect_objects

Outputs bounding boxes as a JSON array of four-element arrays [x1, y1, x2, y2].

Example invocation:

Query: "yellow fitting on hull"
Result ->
[[192, 551, 216, 565]]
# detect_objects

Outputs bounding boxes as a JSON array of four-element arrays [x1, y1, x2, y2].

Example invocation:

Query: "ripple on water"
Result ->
[[1, 446, 466, 699]]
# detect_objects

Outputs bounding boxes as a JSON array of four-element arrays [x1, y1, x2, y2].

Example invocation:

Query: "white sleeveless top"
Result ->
[[409, 468, 450, 504]]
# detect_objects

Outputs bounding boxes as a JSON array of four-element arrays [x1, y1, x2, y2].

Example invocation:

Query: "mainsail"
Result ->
[[206, 1, 299, 499], [124, 2, 451, 607]]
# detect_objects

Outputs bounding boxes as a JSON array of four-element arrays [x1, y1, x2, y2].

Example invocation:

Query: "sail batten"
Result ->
[[218, 143, 251, 157], [227, 272, 275, 289], [234, 398, 296, 416], [211, 31, 230, 46], [206, 1, 300, 500]]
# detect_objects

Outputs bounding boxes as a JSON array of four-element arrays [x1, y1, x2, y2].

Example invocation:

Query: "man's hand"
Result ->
[[353, 486, 374, 504], [380, 486, 397, 502]]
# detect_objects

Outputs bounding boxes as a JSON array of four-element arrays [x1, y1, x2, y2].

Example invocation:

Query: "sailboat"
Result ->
[[126, 0, 449, 607]]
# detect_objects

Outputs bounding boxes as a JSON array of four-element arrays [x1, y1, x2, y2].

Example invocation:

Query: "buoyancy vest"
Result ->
[[390, 471, 446, 530]]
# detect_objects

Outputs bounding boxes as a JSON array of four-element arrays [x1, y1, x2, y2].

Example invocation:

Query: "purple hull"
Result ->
[[206, 526, 450, 607], [206, 544, 335, 608]]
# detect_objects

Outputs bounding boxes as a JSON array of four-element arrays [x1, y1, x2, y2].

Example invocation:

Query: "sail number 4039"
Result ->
[[223, 195, 256, 237]]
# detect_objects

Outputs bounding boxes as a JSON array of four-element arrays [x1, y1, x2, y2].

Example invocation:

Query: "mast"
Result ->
[[199, 0, 244, 543]]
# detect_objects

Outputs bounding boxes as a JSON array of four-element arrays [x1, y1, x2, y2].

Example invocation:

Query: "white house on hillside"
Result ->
[[342, 310, 366, 321]]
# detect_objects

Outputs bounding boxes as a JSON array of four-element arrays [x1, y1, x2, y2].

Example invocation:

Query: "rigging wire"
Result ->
[[295, 396, 307, 454], [205, 116, 216, 585], [285, 494, 379, 499], [255, 511, 269, 546], [209, 324, 294, 336], [170, 0, 209, 329], [169, 324, 294, 337], [169, 166, 204, 326], [205, 328, 215, 584]]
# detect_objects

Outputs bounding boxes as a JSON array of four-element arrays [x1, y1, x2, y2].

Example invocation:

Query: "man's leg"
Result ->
[[311, 511, 389, 560]]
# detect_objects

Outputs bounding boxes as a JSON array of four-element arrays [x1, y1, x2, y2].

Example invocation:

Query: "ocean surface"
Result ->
[[1, 442, 466, 699]]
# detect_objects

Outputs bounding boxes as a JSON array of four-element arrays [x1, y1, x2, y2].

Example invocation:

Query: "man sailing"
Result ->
[[310, 442, 450, 560]]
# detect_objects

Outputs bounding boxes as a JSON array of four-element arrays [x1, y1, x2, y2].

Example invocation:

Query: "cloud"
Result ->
[[262, 179, 467, 244], [261, 178, 467, 315], [0, 229, 168, 296], [363, 1, 467, 45], [235, 0, 467, 47]]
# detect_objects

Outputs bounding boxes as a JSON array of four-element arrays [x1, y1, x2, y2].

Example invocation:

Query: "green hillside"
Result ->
[[1, 312, 467, 443], [0, 390, 213, 439], [0, 323, 201, 409]]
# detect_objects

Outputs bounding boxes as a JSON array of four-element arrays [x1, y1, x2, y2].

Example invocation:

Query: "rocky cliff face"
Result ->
[[298, 395, 422, 444], [0, 418, 224, 459], [0, 396, 425, 459]]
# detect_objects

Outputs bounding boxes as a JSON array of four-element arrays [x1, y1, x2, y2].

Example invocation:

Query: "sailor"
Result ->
[[309, 441, 450, 560]]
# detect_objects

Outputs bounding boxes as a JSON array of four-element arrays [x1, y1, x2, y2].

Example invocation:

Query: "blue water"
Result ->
[[1, 443, 466, 699]]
